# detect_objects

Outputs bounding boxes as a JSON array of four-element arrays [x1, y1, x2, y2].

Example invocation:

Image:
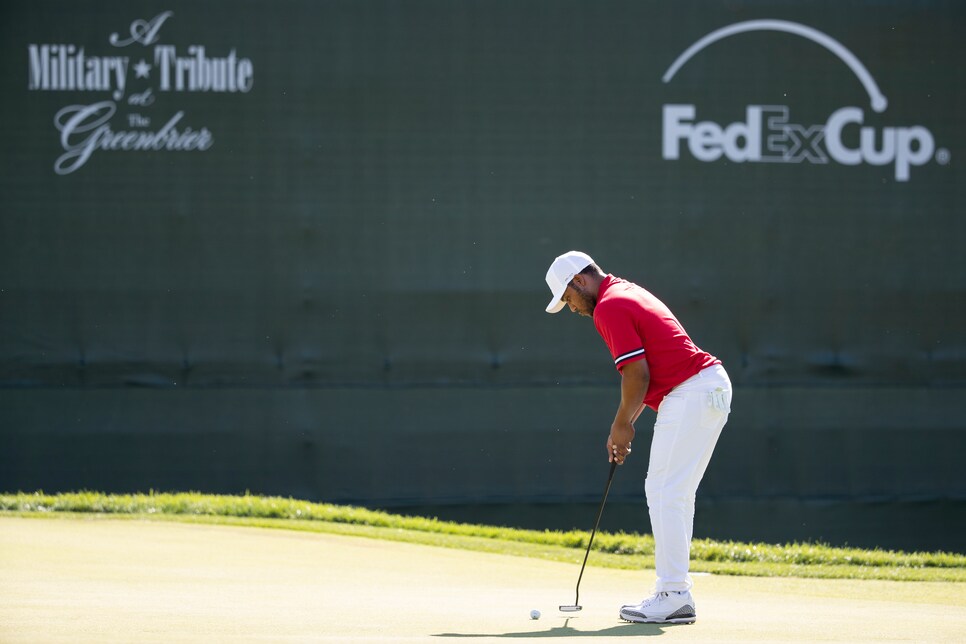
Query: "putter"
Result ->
[[559, 459, 618, 612]]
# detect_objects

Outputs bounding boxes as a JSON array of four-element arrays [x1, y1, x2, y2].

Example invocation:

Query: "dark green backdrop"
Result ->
[[2, 1, 964, 551]]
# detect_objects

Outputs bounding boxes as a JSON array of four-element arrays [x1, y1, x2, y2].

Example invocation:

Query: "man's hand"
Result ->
[[607, 420, 635, 465]]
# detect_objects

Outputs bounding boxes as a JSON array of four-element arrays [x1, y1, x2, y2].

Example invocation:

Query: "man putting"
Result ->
[[545, 250, 732, 625]]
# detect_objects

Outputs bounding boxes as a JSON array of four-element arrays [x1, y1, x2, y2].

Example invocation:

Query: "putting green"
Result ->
[[1, 516, 963, 642]]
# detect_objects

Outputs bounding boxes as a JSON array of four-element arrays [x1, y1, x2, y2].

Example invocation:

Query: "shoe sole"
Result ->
[[620, 609, 696, 625], [620, 614, 696, 624]]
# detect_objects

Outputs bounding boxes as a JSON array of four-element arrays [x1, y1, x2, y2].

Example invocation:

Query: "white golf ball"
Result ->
[[530, 609, 541, 620]]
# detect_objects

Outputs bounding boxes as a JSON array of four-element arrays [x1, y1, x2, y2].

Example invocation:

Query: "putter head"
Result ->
[[558, 605, 582, 612]]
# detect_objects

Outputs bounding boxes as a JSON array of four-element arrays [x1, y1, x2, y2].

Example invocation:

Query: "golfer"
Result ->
[[545, 250, 732, 624]]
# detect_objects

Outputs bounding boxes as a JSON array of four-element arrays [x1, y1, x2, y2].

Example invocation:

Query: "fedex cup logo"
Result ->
[[661, 20, 949, 182]]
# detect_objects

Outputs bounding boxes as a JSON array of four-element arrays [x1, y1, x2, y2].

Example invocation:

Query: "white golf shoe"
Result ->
[[619, 591, 696, 624]]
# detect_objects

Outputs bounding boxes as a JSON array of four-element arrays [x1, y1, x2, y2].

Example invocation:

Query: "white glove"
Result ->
[[708, 387, 731, 413]]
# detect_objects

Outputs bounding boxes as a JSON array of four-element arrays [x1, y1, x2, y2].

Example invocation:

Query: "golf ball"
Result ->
[[530, 609, 541, 620]]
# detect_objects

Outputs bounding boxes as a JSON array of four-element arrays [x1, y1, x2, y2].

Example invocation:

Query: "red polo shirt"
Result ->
[[593, 275, 720, 410]]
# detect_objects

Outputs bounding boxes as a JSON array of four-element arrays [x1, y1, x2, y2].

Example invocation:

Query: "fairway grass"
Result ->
[[2, 515, 965, 644], [2, 491, 964, 583]]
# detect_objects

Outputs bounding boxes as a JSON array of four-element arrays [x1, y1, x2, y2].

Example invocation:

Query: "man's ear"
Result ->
[[571, 273, 585, 288]]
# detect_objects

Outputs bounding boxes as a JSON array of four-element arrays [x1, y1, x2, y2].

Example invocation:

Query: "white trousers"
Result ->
[[645, 364, 731, 592]]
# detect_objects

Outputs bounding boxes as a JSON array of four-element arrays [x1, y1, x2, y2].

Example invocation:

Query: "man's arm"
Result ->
[[608, 358, 649, 464]]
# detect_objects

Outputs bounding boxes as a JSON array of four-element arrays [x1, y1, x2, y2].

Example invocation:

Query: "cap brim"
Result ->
[[546, 295, 567, 314]]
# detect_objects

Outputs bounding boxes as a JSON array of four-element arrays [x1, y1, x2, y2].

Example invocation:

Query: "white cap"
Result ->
[[545, 250, 594, 313]]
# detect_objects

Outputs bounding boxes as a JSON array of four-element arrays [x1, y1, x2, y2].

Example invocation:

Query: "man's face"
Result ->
[[562, 280, 597, 317]]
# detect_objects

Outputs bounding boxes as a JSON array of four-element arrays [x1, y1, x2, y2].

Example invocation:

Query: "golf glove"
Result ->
[[708, 387, 730, 413]]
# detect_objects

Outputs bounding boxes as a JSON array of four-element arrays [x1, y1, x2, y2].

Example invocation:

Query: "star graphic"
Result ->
[[134, 59, 151, 79]]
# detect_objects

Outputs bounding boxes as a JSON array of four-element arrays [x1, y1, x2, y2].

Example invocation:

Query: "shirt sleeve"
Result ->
[[594, 301, 646, 372]]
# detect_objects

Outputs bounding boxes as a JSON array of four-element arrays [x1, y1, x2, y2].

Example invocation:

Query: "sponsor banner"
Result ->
[[660, 20, 949, 182], [1, 2, 963, 528], [25, 10, 254, 175]]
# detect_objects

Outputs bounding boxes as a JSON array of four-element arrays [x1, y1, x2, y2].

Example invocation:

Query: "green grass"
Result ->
[[2, 490, 964, 582]]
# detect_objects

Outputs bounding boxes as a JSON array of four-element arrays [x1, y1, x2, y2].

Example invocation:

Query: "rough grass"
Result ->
[[2, 490, 964, 582]]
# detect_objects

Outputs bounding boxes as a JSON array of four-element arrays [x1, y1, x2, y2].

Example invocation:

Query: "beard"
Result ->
[[571, 283, 597, 316]]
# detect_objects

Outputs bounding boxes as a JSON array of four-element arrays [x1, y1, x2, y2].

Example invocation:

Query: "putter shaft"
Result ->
[[563, 460, 617, 611]]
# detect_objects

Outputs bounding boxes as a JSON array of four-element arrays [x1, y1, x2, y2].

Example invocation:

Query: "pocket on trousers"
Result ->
[[700, 388, 731, 427], [653, 393, 686, 432]]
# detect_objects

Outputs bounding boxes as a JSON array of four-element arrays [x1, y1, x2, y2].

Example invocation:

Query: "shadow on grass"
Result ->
[[434, 617, 676, 638]]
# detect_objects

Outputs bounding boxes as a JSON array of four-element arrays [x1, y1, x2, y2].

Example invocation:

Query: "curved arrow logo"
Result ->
[[662, 19, 888, 113], [659, 19, 949, 181]]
